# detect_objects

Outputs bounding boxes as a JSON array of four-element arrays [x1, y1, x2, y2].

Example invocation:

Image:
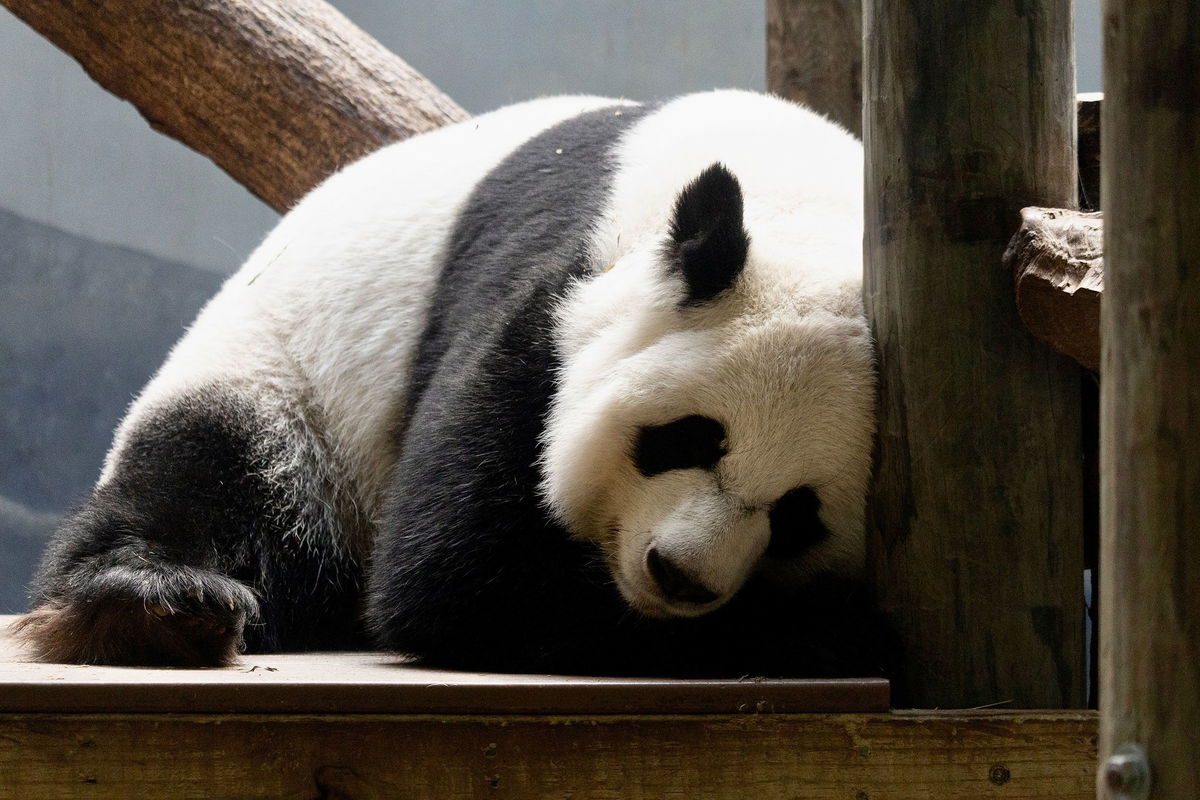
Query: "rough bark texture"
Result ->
[[1005, 207, 1103, 371], [0, 0, 469, 212], [1100, 0, 1200, 796], [766, 0, 863, 136], [863, 2, 1086, 708]]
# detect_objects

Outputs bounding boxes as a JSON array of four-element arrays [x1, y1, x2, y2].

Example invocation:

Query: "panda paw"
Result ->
[[12, 564, 259, 667]]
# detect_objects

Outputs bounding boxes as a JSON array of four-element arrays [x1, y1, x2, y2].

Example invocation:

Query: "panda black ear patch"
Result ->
[[665, 163, 750, 305]]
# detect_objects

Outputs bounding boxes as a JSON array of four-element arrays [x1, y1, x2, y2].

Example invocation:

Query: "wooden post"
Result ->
[[766, 0, 862, 137], [863, 2, 1085, 708], [1099, 0, 1200, 795]]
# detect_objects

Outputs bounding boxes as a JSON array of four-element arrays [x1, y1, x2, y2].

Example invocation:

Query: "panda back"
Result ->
[[104, 95, 626, 515], [402, 103, 648, 428]]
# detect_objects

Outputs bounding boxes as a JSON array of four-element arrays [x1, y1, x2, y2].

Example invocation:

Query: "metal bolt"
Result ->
[[1099, 743, 1150, 800]]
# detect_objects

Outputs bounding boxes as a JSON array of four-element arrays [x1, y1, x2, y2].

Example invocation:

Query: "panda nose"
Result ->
[[645, 547, 720, 605]]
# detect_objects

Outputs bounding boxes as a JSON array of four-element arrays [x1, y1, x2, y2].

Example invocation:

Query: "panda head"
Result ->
[[541, 162, 874, 620]]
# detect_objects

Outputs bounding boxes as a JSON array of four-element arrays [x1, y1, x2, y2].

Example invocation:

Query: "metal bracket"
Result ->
[[1099, 743, 1151, 800]]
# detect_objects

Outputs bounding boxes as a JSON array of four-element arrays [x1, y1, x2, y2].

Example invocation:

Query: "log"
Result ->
[[863, 2, 1085, 708], [1005, 207, 1103, 371], [768, 0, 1099, 165], [0, 0, 469, 212], [766, 0, 863, 137], [1100, 0, 1200, 795]]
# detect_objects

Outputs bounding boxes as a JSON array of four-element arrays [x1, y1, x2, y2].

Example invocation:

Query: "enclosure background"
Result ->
[[0, 1, 1104, 611]]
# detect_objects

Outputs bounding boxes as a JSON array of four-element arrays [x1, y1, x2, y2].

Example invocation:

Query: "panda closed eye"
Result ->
[[633, 415, 726, 476], [766, 486, 831, 558]]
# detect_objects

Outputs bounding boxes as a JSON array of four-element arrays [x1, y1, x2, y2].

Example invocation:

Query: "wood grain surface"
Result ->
[[863, 1, 1086, 708], [0, 710, 1098, 800], [1099, 0, 1200, 795], [0, 614, 1100, 798], [766, 0, 863, 137]]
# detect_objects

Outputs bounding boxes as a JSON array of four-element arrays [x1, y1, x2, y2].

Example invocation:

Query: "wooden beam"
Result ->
[[0, 0, 469, 212], [766, 0, 863, 137], [0, 617, 1096, 798], [1100, 0, 1200, 795], [863, 2, 1085, 708], [0, 710, 1098, 799], [1005, 207, 1103, 371]]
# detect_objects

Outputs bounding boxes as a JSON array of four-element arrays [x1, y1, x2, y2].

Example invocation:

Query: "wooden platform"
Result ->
[[0, 615, 1098, 799]]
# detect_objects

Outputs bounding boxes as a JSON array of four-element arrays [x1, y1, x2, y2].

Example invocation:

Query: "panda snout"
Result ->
[[645, 547, 721, 606]]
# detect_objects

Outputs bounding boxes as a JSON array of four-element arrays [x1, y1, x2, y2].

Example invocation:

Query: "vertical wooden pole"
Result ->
[[863, 2, 1085, 708], [766, 0, 862, 137], [1100, 0, 1200, 795]]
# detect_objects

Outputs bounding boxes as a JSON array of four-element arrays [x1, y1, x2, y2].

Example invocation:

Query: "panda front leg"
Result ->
[[14, 383, 365, 666]]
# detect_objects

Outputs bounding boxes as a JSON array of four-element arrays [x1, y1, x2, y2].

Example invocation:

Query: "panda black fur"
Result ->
[[17, 91, 893, 676]]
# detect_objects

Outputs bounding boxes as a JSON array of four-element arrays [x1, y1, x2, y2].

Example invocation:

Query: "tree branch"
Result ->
[[1, 0, 469, 212]]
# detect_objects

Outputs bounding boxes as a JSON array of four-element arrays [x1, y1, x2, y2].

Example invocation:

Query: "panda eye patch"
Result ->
[[633, 415, 726, 476], [766, 486, 831, 558]]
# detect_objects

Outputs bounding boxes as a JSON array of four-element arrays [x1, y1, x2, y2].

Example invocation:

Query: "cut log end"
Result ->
[[1005, 207, 1104, 371]]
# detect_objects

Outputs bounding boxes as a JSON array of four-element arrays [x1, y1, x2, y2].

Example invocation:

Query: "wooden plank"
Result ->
[[766, 0, 863, 137], [0, 710, 1098, 799], [1005, 207, 1103, 371], [1100, 0, 1200, 795], [0, 0, 468, 213], [863, 2, 1086, 708], [768, 1, 1099, 168], [0, 616, 888, 715]]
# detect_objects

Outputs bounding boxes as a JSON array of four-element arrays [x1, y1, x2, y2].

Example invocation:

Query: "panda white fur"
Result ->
[[17, 91, 889, 675]]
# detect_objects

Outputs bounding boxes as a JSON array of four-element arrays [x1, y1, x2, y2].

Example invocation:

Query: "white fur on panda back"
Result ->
[[100, 95, 627, 524]]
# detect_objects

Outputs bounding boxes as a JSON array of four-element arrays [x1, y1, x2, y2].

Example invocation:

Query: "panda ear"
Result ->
[[665, 163, 750, 305]]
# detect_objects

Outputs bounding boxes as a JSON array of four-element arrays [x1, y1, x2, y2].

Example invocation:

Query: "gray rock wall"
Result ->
[[0, 208, 221, 611]]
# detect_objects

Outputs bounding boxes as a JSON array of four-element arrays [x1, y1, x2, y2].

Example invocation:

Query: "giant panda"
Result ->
[[15, 90, 890, 676]]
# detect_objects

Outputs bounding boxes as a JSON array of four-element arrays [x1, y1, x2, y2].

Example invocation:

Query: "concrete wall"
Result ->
[[0, 1, 1103, 611]]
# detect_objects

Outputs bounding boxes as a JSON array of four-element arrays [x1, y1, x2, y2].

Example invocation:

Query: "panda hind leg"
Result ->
[[13, 557, 258, 667], [13, 386, 363, 667]]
